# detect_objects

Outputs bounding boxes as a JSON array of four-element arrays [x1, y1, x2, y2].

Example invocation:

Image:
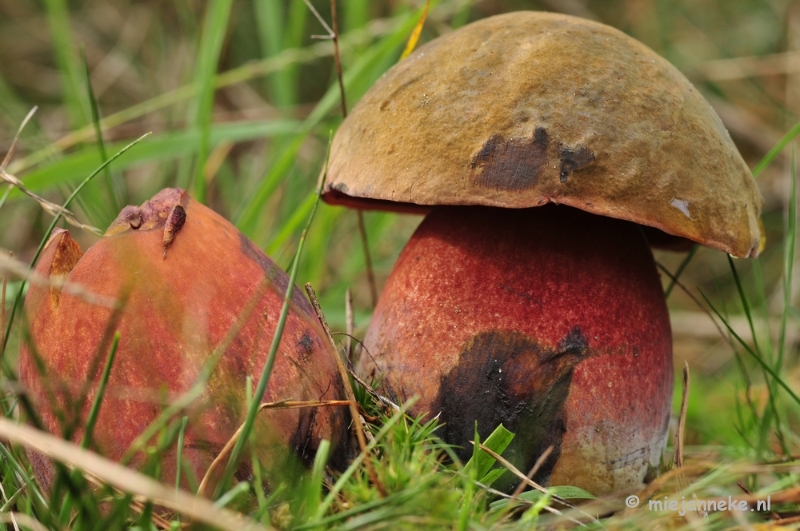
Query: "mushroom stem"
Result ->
[[358, 204, 673, 494]]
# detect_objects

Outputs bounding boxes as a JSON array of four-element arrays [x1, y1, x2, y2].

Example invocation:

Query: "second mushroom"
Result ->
[[323, 12, 763, 494]]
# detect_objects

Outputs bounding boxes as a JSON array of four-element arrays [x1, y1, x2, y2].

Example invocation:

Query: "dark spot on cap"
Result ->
[[296, 332, 315, 361], [332, 182, 349, 194], [434, 328, 592, 488], [559, 144, 595, 182], [471, 128, 549, 191]]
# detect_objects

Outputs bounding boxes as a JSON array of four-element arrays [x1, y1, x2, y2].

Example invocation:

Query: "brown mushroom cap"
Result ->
[[323, 11, 763, 258]]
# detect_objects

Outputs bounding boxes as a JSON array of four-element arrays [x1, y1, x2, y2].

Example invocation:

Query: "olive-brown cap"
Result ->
[[323, 11, 764, 258]]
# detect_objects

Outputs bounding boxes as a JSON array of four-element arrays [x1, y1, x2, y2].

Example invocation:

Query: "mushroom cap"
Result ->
[[323, 11, 763, 258]]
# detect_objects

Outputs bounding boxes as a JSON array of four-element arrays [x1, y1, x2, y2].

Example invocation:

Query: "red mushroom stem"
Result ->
[[359, 204, 673, 493]]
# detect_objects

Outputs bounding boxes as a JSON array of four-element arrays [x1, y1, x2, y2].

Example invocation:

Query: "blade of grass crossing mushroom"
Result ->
[[0, 418, 271, 531], [214, 166, 327, 501], [243, 376, 267, 512], [298, 439, 330, 525], [1, 132, 150, 364], [121, 270, 274, 465], [80, 332, 120, 451], [175, 415, 188, 492], [304, 282, 385, 497], [197, 400, 349, 498]]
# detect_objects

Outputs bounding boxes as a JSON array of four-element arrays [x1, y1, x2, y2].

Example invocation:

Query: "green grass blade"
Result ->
[[299, 439, 330, 525], [80, 332, 120, 450], [700, 290, 800, 407], [188, 0, 234, 203], [175, 416, 189, 492], [463, 423, 514, 480], [664, 245, 697, 298], [214, 175, 327, 499], [752, 119, 800, 177], [778, 146, 797, 369], [313, 399, 416, 521], [255, 0, 292, 107], [727, 255, 761, 356], [345, 0, 371, 32], [43, 0, 86, 127], [81, 49, 121, 214]]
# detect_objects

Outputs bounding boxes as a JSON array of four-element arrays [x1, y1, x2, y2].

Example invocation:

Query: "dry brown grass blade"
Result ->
[[0, 250, 119, 309], [0, 168, 101, 235], [345, 288, 354, 362], [356, 212, 378, 308], [697, 51, 800, 80], [347, 367, 399, 412], [509, 445, 553, 503], [196, 399, 350, 498], [674, 361, 690, 469], [305, 282, 386, 497], [470, 441, 600, 525], [1, 108, 101, 236], [475, 443, 549, 499], [0, 512, 47, 531], [304, 0, 379, 309], [0, 417, 270, 531]]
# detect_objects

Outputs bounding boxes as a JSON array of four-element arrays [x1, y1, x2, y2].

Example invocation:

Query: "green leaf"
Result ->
[[462, 423, 514, 482]]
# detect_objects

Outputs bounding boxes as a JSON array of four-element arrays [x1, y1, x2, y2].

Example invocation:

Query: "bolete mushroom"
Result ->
[[322, 12, 763, 494], [19, 188, 347, 494]]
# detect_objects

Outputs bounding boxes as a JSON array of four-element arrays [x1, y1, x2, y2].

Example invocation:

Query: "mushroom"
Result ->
[[19, 188, 348, 494], [322, 12, 763, 494]]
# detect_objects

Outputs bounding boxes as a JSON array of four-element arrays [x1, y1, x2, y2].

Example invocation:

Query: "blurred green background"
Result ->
[[0, 0, 797, 453]]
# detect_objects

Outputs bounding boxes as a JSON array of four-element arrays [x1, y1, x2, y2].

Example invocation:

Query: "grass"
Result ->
[[0, 0, 799, 529]]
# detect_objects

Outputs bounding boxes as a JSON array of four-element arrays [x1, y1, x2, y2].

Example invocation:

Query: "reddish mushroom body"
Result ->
[[323, 12, 764, 494], [19, 188, 347, 494], [360, 205, 672, 492]]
